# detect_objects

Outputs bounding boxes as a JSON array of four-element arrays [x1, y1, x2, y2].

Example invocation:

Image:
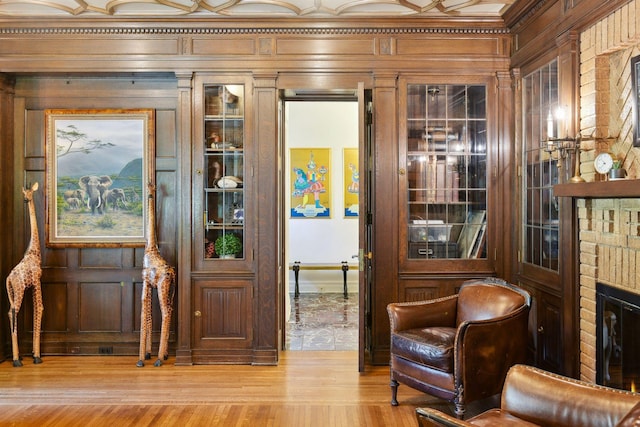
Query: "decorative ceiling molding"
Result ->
[[0, 0, 515, 19], [0, 26, 510, 35]]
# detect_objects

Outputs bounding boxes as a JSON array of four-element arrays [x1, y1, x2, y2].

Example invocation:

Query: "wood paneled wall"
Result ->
[[0, 19, 513, 364], [7, 75, 180, 356], [0, 74, 15, 357]]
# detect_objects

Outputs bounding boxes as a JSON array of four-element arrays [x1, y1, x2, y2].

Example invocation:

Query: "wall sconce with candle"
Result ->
[[543, 106, 586, 183]]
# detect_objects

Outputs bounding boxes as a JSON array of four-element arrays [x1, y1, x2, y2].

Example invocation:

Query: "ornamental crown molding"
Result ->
[[0, 26, 510, 35]]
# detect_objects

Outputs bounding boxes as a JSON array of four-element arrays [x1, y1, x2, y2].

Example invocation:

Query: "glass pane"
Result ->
[[448, 85, 467, 118], [408, 85, 426, 119], [469, 121, 487, 155], [408, 120, 427, 151], [406, 83, 487, 259], [467, 85, 486, 118], [427, 85, 446, 119], [522, 61, 559, 271], [203, 84, 245, 260]]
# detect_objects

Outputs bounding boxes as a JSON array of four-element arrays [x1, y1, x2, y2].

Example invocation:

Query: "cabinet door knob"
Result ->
[[194, 310, 202, 317], [399, 168, 406, 175], [537, 325, 544, 334], [196, 169, 202, 175]]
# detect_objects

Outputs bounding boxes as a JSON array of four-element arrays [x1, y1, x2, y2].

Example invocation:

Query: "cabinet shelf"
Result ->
[[205, 187, 243, 192], [205, 115, 244, 121], [206, 223, 243, 230], [205, 148, 244, 154]]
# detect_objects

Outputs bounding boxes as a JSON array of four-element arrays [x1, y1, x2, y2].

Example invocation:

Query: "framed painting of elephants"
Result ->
[[45, 109, 155, 247]]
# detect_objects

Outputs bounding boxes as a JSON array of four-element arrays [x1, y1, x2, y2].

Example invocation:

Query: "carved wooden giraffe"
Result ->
[[137, 182, 176, 367], [6, 182, 43, 367]]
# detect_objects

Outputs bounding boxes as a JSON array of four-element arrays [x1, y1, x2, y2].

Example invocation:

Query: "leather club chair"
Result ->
[[387, 277, 531, 418]]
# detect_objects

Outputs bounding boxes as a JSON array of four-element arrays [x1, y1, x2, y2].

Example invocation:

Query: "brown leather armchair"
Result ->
[[387, 277, 531, 418], [416, 364, 640, 427]]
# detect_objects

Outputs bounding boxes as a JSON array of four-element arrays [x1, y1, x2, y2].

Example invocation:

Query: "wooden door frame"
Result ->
[[275, 73, 373, 365]]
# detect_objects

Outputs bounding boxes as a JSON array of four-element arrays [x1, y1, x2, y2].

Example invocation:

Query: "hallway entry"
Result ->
[[282, 98, 359, 351]]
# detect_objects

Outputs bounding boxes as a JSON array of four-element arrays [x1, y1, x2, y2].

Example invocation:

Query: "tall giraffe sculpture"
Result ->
[[6, 182, 43, 367], [137, 182, 176, 367]]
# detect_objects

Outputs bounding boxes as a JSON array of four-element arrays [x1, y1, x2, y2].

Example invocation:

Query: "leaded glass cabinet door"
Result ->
[[203, 84, 245, 260], [405, 84, 488, 260], [523, 60, 559, 272], [194, 78, 251, 268]]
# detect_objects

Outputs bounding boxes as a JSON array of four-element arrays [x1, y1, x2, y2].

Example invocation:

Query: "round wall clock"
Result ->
[[594, 152, 614, 175]]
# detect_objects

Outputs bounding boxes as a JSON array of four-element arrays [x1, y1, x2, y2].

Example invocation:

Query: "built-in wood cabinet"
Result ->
[[190, 75, 257, 363], [396, 77, 498, 306]]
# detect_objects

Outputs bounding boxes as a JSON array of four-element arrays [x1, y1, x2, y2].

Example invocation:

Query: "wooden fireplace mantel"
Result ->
[[554, 179, 640, 198]]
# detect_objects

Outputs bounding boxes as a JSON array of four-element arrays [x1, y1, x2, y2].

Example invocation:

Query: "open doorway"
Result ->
[[281, 92, 359, 351]]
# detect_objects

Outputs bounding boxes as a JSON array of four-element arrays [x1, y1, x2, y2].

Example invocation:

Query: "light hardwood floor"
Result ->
[[0, 351, 455, 426]]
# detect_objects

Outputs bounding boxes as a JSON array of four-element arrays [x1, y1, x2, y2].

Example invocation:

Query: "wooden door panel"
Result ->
[[193, 278, 253, 350], [539, 292, 562, 372]]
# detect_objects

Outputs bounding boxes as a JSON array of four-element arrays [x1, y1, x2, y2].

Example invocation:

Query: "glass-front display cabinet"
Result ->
[[404, 84, 488, 260], [201, 83, 245, 260]]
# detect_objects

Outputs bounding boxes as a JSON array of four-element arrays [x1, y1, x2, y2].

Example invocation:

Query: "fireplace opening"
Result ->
[[596, 283, 640, 392]]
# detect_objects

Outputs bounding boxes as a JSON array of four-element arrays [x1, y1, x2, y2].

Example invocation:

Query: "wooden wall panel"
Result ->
[[192, 38, 256, 55], [370, 74, 398, 365], [0, 76, 13, 358], [276, 38, 375, 55], [156, 170, 177, 266], [9, 74, 180, 356], [79, 282, 123, 332], [513, 2, 560, 53], [396, 37, 500, 56], [24, 110, 44, 159], [79, 249, 125, 268], [156, 109, 178, 159], [41, 283, 68, 332], [0, 38, 179, 56]]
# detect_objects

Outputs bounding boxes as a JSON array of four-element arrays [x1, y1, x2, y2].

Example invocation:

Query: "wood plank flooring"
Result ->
[[0, 351, 454, 426]]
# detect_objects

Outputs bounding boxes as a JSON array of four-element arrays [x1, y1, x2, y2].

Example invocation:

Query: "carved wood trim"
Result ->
[[0, 26, 510, 36]]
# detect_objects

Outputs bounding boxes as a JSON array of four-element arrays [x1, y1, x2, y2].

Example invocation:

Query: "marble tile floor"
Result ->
[[286, 292, 358, 351]]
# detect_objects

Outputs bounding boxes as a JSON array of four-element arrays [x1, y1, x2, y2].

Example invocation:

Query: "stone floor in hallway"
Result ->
[[286, 292, 358, 351]]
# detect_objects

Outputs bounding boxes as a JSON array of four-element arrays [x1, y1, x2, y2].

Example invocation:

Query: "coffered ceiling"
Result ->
[[0, 0, 515, 19]]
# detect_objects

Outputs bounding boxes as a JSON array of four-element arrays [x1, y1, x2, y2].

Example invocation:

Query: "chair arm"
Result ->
[[454, 304, 530, 404], [387, 295, 458, 333], [416, 407, 474, 427], [501, 365, 640, 427]]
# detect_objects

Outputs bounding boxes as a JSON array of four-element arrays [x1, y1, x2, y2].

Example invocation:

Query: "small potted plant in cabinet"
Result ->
[[214, 233, 242, 259]]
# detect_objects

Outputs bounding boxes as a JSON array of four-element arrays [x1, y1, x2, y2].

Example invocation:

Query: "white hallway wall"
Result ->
[[285, 101, 359, 294]]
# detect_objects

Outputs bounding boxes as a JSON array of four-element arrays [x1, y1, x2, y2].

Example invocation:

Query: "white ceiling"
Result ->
[[0, 0, 514, 19]]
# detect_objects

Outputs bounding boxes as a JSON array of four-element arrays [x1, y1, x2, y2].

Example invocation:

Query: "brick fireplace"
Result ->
[[577, 1, 640, 383]]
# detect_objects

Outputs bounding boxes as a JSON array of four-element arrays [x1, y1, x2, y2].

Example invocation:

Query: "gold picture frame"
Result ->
[[45, 109, 155, 247]]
